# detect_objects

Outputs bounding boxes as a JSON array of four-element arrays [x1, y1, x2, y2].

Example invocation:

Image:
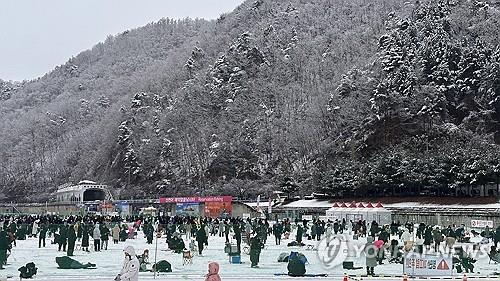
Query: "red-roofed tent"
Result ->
[[325, 201, 391, 225]]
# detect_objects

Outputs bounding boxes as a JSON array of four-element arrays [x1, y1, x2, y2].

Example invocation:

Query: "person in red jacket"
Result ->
[[205, 262, 221, 281]]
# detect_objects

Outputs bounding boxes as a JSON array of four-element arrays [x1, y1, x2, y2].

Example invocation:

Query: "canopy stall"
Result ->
[[325, 202, 392, 225]]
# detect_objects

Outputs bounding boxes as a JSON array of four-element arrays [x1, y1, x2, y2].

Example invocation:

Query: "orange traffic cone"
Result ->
[[403, 274, 408, 281], [462, 274, 467, 281], [343, 273, 348, 281]]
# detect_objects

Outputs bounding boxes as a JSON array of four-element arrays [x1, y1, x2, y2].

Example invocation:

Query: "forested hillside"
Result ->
[[1, 0, 499, 202]]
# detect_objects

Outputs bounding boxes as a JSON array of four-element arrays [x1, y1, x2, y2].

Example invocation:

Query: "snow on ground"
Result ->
[[0, 230, 498, 280]]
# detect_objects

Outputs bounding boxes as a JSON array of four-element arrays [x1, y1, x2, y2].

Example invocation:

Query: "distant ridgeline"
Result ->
[[0, 0, 499, 202]]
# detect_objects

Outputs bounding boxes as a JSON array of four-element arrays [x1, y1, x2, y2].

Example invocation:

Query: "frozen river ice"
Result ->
[[0, 230, 498, 280]]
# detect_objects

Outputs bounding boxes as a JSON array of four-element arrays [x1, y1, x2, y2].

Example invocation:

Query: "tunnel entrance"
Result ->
[[83, 189, 106, 201]]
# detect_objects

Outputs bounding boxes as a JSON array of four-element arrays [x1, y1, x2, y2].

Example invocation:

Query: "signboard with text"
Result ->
[[159, 196, 232, 204], [115, 201, 130, 216], [204, 201, 232, 218], [471, 220, 494, 228], [404, 253, 453, 277], [175, 202, 200, 217]]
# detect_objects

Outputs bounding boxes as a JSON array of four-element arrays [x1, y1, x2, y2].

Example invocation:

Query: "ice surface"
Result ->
[[1, 227, 498, 280]]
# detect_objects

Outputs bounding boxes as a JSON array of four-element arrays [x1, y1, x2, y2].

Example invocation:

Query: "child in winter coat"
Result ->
[[115, 246, 139, 281], [205, 262, 221, 281], [364, 236, 377, 276]]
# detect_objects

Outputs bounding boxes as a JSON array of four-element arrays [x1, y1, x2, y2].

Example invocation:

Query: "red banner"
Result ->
[[204, 201, 232, 218], [159, 196, 232, 204]]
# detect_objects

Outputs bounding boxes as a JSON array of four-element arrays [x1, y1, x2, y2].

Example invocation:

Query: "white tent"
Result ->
[[325, 202, 392, 225]]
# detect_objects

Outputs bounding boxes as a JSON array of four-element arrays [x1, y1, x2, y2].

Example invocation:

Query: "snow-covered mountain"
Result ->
[[0, 0, 499, 202]]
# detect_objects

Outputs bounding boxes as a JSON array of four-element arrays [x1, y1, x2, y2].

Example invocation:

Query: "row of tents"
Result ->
[[324, 202, 392, 225]]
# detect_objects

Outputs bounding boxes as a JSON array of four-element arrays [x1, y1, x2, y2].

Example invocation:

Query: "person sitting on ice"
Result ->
[[453, 246, 476, 273], [205, 261, 221, 281], [137, 249, 149, 269], [115, 246, 139, 281], [287, 251, 306, 277], [18, 262, 37, 279], [490, 246, 500, 263], [168, 233, 185, 254]]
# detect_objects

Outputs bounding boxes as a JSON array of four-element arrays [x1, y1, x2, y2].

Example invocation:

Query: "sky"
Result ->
[[0, 0, 245, 82]]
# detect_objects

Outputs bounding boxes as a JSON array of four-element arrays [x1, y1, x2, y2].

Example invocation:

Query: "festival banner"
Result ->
[[204, 201, 232, 218], [159, 196, 232, 204]]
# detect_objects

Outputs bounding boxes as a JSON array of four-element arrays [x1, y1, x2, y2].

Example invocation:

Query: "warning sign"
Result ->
[[404, 254, 453, 277], [437, 259, 449, 270]]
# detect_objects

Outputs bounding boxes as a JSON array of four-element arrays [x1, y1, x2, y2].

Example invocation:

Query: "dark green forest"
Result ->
[[0, 0, 499, 202]]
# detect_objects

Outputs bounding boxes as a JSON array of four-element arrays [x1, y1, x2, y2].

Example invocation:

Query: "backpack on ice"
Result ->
[[18, 262, 37, 279], [153, 260, 172, 273]]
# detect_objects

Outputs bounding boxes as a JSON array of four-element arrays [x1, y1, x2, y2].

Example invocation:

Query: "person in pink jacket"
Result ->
[[205, 262, 221, 281]]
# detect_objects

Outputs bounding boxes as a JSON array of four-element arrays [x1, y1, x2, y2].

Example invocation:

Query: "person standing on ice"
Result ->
[[115, 246, 139, 281], [244, 221, 252, 244], [296, 224, 303, 244], [112, 224, 120, 244], [205, 261, 221, 281], [31, 220, 39, 238], [273, 221, 283, 245], [185, 222, 192, 240], [423, 226, 433, 250], [401, 229, 413, 252], [67, 223, 77, 256], [218, 220, 224, 238], [143, 221, 154, 244], [58, 223, 68, 252], [233, 220, 242, 253], [204, 222, 211, 246], [364, 236, 377, 276], [75, 221, 82, 242], [81, 222, 90, 252], [494, 226, 500, 247], [249, 235, 263, 268], [93, 223, 101, 252], [196, 223, 207, 256], [224, 221, 231, 244], [324, 223, 333, 247], [0, 227, 9, 269], [101, 223, 110, 250], [432, 226, 442, 252], [38, 222, 47, 248]]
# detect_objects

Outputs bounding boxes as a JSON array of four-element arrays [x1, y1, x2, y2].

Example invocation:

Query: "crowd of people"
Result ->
[[0, 213, 498, 279]]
